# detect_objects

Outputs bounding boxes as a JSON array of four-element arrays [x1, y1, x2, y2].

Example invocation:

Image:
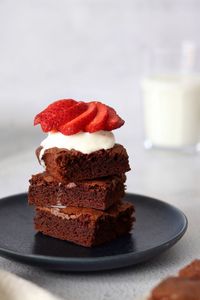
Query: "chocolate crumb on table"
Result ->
[[149, 277, 200, 300], [148, 260, 200, 300], [179, 259, 200, 280]]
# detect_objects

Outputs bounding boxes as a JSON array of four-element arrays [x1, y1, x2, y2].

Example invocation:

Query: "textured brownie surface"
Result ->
[[28, 172, 125, 210], [36, 144, 130, 181], [179, 260, 200, 280], [149, 277, 200, 300], [34, 201, 135, 247]]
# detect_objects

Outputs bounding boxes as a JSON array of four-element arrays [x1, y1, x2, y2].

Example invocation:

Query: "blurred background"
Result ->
[[0, 0, 200, 199]]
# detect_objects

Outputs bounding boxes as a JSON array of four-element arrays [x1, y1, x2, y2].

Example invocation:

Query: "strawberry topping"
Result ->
[[34, 99, 124, 135], [59, 102, 97, 135], [106, 106, 125, 131], [85, 102, 109, 133], [34, 99, 76, 127], [34, 100, 87, 132]]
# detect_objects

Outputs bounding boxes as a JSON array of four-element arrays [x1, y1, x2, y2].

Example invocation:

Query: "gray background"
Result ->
[[0, 1, 200, 299], [1, 0, 200, 128]]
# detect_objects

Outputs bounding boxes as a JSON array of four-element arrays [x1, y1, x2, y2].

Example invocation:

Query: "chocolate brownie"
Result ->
[[28, 172, 126, 210], [36, 144, 130, 181], [179, 260, 200, 280], [149, 277, 200, 300], [34, 201, 135, 247]]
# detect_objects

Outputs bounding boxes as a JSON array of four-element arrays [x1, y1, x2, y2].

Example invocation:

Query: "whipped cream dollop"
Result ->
[[39, 130, 115, 161]]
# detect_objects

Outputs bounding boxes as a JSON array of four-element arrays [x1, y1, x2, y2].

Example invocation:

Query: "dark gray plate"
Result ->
[[0, 193, 187, 271]]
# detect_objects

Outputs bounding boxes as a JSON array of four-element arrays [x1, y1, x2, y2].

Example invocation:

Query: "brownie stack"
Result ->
[[28, 144, 135, 247]]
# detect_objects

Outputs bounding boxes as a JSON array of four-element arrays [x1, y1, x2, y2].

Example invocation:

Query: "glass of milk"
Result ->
[[141, 42, 200, 152]]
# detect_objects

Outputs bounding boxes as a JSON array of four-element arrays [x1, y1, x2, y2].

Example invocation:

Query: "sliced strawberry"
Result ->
[[47, 99, 76, 110], [85, 102, 108, 133], [106, 106, 125, 131], [59, 102, 97, 135], [34, 99, 125, 134], [34, 99, 77, 126], [38, 111, 58, 132], [34, 101, 87, 132]]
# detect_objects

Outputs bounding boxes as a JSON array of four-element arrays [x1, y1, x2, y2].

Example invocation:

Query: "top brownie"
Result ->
[[36, 144, 130, 181]]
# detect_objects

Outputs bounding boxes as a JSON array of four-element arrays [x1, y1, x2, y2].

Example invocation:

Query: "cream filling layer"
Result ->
[[39, 130, 115, 161]]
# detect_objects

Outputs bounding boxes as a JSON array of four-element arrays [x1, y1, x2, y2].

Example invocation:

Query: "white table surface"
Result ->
[[0, 128, 199, 300]]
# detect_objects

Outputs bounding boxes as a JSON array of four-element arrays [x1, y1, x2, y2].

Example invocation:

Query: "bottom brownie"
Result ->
[[34, 201, 135, 247]]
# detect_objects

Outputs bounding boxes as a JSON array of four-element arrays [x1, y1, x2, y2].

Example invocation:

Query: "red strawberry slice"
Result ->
[[47, 99, 76, 110], [59, 102, 97, 135], [34, 99, 76, 126], [34, 102, 88, 132], [85, 102, 109, 133], [106, 106, 124, 130]]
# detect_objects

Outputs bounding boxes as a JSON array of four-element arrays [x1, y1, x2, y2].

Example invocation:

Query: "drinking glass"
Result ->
[[141, 42, 200, 152]]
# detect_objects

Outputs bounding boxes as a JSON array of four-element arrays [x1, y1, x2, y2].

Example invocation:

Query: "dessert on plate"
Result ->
[[36, 143, 130, 182], [28, 99, 135, 247], [29, 172, 126, 211], [35, 201, 134, 247]]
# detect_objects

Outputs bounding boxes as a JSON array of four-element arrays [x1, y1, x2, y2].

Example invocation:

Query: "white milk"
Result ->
[[141, 75, 200, 149]]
